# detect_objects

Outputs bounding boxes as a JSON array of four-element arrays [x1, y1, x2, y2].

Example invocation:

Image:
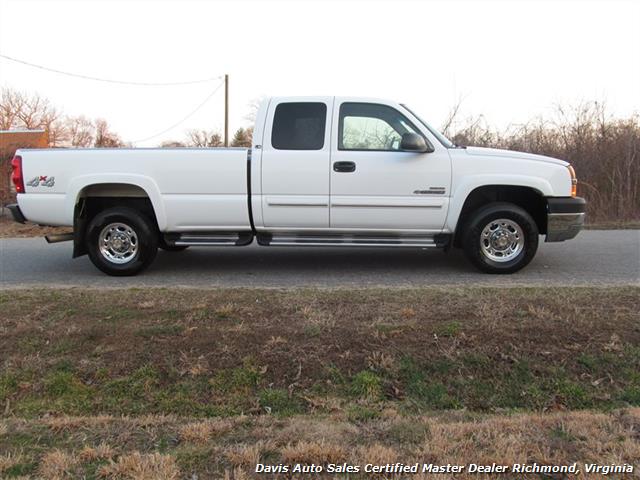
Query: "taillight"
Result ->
[[567, 165, 577, 197], [11, 155, 25, 194]]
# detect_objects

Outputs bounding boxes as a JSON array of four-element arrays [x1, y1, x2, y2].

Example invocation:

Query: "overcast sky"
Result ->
[[1, 0, 638, 146]]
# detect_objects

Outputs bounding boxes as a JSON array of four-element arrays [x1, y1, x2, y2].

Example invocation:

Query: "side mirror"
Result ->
[[400, 133, 431, 153]]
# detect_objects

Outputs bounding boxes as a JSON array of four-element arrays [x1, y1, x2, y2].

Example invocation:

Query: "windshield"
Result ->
[[401, 104, 455, 148]]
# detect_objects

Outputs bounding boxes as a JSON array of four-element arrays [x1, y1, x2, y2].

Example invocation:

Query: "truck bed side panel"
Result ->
[[17, 148, 251, 231]]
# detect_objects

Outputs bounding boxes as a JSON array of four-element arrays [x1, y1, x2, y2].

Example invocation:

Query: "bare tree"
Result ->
[[186, 129, 223, 147], [0, 88, 67, 145], [66, 116, 95, 147], [0, 88, 130, 147], [0, 88, 24, 129], [440, 96, 465, 139], [16, 92, 52, 128], [44, 115, 68, 147], [94, 119, 123, 147]]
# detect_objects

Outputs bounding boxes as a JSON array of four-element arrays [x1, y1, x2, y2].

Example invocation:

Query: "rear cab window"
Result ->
[[271, 102, 327, 150]]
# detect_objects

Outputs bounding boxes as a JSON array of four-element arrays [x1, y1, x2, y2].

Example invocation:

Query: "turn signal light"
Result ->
[[567, 165, 577, 197], [11, 155, 25, 194]]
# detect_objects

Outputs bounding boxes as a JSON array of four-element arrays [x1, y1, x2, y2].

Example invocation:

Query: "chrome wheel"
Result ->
[[98, 222, 139, 264], [480, 218, 524, 262]]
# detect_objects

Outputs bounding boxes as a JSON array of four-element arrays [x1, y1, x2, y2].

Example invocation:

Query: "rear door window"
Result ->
[[271, 102, 327, 150]]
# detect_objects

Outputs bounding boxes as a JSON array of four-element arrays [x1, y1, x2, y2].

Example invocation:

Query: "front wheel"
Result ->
[[462, 202, 539, 274], [86, 207, 158, 276]]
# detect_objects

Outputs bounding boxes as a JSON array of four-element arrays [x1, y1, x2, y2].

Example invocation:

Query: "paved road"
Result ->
[[1, 230, 638, 288]]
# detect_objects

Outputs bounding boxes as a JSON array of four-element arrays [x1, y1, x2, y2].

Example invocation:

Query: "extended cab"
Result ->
[[8, 96, 586, 276]]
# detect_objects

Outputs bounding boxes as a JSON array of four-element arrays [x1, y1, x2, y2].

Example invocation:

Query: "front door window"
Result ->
[[338, 102, 423, 151]]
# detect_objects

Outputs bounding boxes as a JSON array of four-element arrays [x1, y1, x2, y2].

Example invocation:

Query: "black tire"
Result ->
[[86, 207, 158, 276], [462, 202, 539, 274]]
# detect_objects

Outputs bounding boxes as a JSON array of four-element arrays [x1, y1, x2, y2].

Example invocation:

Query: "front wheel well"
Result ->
[[453, 185, 547, 248]]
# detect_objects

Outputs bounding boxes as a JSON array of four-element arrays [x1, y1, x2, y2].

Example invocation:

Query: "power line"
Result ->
[[131, 79, 225, 144], [0, 53, 222, 86]]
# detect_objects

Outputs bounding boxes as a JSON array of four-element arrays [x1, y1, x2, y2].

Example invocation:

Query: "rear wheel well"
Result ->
[[453, 185, 547, 248], [73, 184, 158, 257]]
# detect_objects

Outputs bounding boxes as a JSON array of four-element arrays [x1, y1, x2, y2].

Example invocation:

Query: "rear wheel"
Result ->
[[462, 202, 538, 274], [86, 207, 158, 276]]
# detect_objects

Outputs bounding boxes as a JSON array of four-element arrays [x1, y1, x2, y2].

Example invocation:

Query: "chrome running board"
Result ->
[[258, 233, 449, 248], [164, 232, 253, 247], [162, 232, 451, 249]]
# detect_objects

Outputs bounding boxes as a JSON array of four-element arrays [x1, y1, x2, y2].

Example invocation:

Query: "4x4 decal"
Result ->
[[27, 176, 55, 187]]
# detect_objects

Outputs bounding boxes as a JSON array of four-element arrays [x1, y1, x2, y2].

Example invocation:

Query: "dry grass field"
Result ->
[[0, 286, 639, 478], [0, 216, 70, 238], [1, 410, 639, 479]]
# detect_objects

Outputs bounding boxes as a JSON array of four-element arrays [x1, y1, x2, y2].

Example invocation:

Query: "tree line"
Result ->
[[1, 87, 638, 222], [0, 88, 124, 147], [441, 101, 639, 222], [0, 87, 253, 148]]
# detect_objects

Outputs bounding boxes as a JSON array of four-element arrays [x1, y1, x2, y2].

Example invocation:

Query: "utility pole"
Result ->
[[224, 74, 229, 147]]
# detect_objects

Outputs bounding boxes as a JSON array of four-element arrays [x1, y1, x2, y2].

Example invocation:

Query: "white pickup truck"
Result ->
[[8, 96, 585, 276]]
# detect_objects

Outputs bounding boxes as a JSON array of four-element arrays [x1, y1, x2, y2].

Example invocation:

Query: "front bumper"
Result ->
[[545, 197, 586, 242], [7, 203, 26, 224]]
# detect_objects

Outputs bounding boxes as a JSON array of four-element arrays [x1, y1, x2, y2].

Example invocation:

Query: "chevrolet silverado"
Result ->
[[8, 96, 586, 275]]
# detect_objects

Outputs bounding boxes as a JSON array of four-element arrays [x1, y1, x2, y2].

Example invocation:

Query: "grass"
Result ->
[[0, 287, 639, 417], [584, 220, 640, 230], [1, 410, 639, 478], [0, 286, 639, 477]]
